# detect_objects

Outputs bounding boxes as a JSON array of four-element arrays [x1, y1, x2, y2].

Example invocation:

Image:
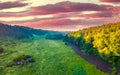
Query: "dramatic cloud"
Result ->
[[0, 1, 28, 10], [0, 1, 114, 17], [100, 0, 120, 2], [6, 17, 119, 31], [29, 1, 107, 15], [105, 5, 120, 17], [0, 1, 120, 31], [1, 1, 119, 18], [0, 1, 106, 18], [54, 11, 113, 19]]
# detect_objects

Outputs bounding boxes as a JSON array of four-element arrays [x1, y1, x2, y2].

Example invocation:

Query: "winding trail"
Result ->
[[67, 42, 114, 74]]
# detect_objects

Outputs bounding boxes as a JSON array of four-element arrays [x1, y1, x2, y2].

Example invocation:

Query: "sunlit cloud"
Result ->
[[0, 0, 120, 31], [81, 11, 98, 14], [0, 1, 28, 10], [100, 0, 120, 2]]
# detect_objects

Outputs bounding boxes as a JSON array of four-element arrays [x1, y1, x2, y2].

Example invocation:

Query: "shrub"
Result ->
[[7, 54, 35, 67], [0, 47, 4, 53]]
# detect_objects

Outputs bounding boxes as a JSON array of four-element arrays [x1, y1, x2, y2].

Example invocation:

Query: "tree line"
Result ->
[[0, 23, 47, 39], [66, 22, 120, 66]]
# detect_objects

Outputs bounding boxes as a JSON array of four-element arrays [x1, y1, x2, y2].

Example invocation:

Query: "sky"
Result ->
[[0, 0, 120, 31]]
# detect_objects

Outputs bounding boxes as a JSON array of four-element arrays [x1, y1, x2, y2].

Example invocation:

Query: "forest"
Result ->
[[66, 22, 120, 67], [0, 23, 47, 39], [0, 23, 108, 75]]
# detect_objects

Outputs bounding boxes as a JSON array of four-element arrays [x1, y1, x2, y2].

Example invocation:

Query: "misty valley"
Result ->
[[0, 22, 120, 75]]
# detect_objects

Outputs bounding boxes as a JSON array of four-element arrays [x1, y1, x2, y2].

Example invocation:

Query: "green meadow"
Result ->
[[0, 37, 108, 75]]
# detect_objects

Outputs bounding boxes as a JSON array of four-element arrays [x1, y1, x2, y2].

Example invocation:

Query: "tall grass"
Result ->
[[0, 38, 108, 75]]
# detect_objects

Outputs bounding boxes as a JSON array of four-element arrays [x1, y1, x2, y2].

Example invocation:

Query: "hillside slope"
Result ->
[[66, 22, 120, 67], [0, 23, 47, 39]]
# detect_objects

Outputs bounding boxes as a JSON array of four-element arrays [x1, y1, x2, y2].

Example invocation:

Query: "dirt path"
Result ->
[[67, 42, 113, 74]]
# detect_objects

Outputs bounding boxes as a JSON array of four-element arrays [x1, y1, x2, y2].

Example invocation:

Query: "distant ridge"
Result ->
[[0, 23, 47, 39]]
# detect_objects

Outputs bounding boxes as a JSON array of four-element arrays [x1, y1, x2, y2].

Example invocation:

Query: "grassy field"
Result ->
[[0, 38, 108, 75]]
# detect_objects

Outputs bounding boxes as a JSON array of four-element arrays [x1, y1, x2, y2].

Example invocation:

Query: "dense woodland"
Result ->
[[0, 23, 66, 40], [0, 23, 47, 39], [66, 22, 120, 66]]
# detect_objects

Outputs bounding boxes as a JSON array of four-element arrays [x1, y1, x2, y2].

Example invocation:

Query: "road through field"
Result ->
[[67, 42, 113, 74]]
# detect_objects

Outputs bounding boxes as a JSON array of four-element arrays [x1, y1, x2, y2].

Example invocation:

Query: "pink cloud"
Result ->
[[29, 1, 107, 15], [1, 15, 120, 31], [106, 6, 120, 16], [53, 11, 113, 19], [0, 1, 120, 31], [0, 1, 106, 17], [0, 1, 28, 10], [0, 1, 119, 18], [100, 0, 120, 2], [22, 19, 78, 27]]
